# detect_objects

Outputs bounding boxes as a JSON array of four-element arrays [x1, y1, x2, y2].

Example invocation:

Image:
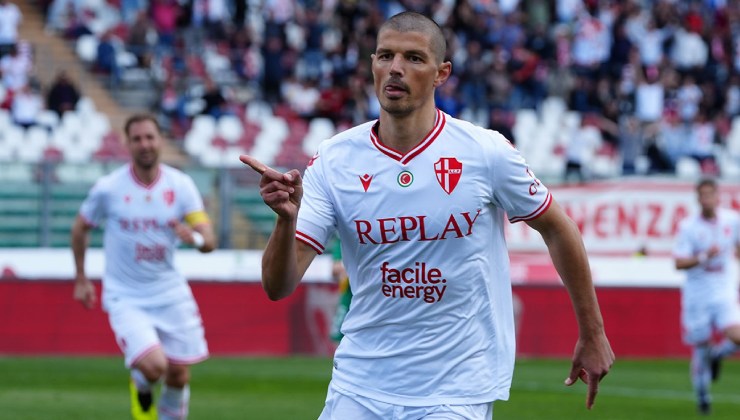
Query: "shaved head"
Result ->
[[378, 11, 447, 64]]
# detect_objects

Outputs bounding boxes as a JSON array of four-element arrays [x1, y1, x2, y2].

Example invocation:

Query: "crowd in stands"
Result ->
[[16, 0, 740, 180], [0, 1, 85, 134]]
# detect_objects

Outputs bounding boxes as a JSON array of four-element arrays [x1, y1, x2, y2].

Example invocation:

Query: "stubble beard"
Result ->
[[379, 98, 415, 117]]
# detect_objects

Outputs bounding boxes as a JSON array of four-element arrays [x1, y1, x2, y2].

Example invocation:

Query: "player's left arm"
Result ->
[[526, 199, 614, 410], [176, 210, 216, 253]]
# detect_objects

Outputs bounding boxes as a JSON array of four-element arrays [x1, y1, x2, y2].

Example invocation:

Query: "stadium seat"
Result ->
[[76, 96, 97, 117], [36, 110, 60, 130], [17, 128, 48, 163], [0, 108, 11, 131], [217, 115, 244, 143], [245, 100, 274, 124], [302, 118, 335, 156], [61, 111, 82, 136], [675, 157, 702, 179], [184, 130, 210, 156], [191, 114, 217, 138]]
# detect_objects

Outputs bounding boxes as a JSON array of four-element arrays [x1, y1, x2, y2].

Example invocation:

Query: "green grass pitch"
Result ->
[[1, 356, 739, 419]]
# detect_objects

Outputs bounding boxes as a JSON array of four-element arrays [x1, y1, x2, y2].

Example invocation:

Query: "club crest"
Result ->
[[434, 157, 462, 194], [163, 189, 175, 206]]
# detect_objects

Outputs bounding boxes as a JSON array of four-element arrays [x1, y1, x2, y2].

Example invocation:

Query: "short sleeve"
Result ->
[[489, 134, 552, 223], [296, 151, 337, 254], [672, 221, 694, 258], [78, 180, 107, 227], [178, 173, 205, 216]]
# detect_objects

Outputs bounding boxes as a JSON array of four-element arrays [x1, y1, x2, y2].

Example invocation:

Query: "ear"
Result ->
[[433, 61, 452, 87]]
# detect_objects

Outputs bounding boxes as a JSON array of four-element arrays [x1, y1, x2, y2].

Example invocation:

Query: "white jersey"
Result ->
[[297, 110, 551, 406], [673, 208, 740, 306], [79, 164, 206, 308]]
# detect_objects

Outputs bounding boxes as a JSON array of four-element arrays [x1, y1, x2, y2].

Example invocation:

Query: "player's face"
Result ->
[[371, 29, 448, 117], [126, 120, 162, 170], [698, 184, 719, 214]]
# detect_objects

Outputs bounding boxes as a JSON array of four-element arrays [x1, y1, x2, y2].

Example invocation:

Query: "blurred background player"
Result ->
[[71, 114, 216, 420], [673, 177, 740, 415], [329, 238, 351, 344]]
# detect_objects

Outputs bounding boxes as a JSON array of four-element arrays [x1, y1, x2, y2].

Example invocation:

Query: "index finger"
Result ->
[[240, 154, 269, 175], [586, 374, 599, 409]]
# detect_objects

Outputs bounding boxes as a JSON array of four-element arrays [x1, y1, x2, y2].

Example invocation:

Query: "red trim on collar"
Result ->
[[370, 109, 446, 164], [129, 164, 161, 189]]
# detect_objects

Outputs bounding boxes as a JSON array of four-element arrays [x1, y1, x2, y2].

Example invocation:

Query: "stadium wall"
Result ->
[[0, 280, 687, 358]]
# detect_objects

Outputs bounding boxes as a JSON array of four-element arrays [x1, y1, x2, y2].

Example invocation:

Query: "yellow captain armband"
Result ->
[[184, 210, 211, 227]]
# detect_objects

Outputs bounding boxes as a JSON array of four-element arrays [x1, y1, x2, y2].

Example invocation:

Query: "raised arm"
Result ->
[[526, 200, 614, 409], [240, 155, 317, 300]]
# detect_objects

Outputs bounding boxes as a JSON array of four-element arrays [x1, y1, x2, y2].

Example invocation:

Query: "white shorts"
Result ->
[[106, 297, 209, 368], [318, 382, 494, 420], [682, 299, 740, 345]]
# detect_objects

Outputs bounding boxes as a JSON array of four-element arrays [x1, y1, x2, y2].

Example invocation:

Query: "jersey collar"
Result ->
[[370, 108, 446, 165], [129, 164, 162, 189]]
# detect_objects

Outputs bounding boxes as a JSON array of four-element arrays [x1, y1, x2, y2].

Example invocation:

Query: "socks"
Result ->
[[131, 369, 154, 393], [158, 384, 190, 420], [691, 345, 711, 404]]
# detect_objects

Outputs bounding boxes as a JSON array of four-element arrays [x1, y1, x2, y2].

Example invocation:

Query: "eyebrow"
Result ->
[[375, 47, 430, 58]]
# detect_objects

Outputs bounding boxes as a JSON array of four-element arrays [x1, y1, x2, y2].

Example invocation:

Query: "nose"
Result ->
[[389, 54, 404, 76]]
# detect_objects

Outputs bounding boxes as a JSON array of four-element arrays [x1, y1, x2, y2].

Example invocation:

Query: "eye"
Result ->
[[408, 55, 423, 63], [377, 52, 392, 60]]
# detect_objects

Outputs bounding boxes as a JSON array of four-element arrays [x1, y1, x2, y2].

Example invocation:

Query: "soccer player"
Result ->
[[674, 178, 740, 415], [71, 114, 216, 420], [241, 11, 613, 419]]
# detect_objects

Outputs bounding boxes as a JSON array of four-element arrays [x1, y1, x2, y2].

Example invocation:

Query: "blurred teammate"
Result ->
[[674, 178, 740, 415], [241, 11, 613, 419], [71, 114, 216, 420]]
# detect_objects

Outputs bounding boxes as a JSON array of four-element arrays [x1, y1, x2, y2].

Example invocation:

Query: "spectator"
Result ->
[[262, 36, 287, 104], [46, 69, 80, 117], [282, 76, 320, 119], [127, 10, 157, 68], [435, 75, 463, 117], [150, 0, 180, 53], [0, 44, 31, 93], [670, 23, 708, 75], [0, 0, 21, 57], [11, 83, 43, 129], [120, 0, 146, 25], [200, 77, 230, 119], [489, 106, 516, 145], [634, 65, 664, 124], [687, 108, 719, 175], [95, 31, 121, 86]]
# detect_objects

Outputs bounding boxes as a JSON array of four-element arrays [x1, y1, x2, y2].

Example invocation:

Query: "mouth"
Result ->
[[384, 81, 408, 96]]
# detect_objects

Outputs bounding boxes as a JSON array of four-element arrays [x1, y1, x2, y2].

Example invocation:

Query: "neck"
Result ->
[[132, 163, 159, 186], [377, 106, 437, 154], [701, 209, 716, 220]]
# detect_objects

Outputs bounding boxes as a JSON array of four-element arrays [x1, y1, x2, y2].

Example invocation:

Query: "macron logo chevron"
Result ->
[[360, 174, 373, 192]]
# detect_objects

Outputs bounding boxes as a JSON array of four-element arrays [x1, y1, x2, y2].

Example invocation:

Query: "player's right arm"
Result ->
[[673, 222, 719, 270], [71, 214, 97, 309], [240, 154, 316, 300]]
